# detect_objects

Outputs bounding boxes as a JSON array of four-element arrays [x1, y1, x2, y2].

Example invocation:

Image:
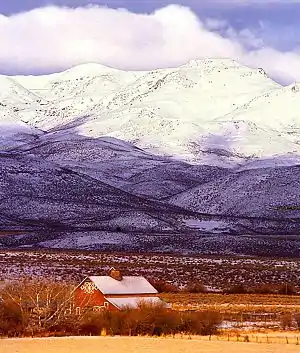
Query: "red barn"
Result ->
[[74, 268, 163, 313]]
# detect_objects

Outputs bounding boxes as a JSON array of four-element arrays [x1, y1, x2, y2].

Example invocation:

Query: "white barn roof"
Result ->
[[89, 276, 158, 295], [107, 296, 164, 310]]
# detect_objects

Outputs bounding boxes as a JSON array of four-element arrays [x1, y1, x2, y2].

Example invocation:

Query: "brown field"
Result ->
[[1, 336, 300, 353], [162, 293, 300, 314]]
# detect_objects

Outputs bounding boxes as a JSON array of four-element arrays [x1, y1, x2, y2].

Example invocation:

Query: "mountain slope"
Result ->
[[4, 58, 295, 165], [169, 165, 300, 219], [0, 151, 204, 237], [17, 132, 230, 200]]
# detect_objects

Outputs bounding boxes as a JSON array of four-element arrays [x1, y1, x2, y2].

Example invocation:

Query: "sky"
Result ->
[[0, 1, 300, 84]]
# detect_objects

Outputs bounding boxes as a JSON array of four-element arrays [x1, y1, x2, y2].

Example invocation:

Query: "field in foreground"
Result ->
[[1, 336, 300, 353]]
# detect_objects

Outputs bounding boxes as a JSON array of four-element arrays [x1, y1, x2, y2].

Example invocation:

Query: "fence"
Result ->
[[173, 333, 300, 345]]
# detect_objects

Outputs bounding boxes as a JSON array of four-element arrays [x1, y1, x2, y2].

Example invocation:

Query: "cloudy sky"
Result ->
[[0, 0, 300, 84]]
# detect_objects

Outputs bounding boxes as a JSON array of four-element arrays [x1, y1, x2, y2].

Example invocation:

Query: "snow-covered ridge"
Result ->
[[1, 58, 299, 167]]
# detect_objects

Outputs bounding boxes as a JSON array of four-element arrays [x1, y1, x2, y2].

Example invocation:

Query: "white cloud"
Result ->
[[0, 4, 299, 84]]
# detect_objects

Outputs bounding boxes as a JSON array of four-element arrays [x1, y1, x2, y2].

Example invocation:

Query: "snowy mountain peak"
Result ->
[[0, 59, 299, 167], [58, 62, 121, 77]]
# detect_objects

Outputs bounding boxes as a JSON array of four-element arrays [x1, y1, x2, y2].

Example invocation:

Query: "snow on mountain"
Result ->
[[2, 59, 299, 166], [3, 58, 293, 165], [77, 59, 282, 162], [0, 75, 45, 106], [13, 132, 300, 237], [169, 165, 300, 219], [14, 63, 139, 99], [13, 63, 142, 130], [205, 82, 300, 160], [0, 151, 198, 234], [17, 132, 230, 200], [0, 110, 40, 150], [0, 75, 44, 148]]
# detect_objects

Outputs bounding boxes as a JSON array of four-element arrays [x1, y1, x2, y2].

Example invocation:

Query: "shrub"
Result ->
[[149, 280, 179, 293], [79, 315, 103, 336], [277, 284, 297, 295], [78, 302, 178, 336], [0, 301, 26, 337], [195, 311, 222, 335], [280, 313, 293, 330], [180, 311, 221, 336], [46, 317, 79, 336], [79, 304, 222, 337], [183, 282, 207, 293], [251, 284, 277, 294], [225, 285, 247, 294], [134, 301, 178, 336], [294, 313, 300, 330]]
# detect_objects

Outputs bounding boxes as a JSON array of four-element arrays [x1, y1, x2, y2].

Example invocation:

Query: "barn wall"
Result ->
[[74, 280, 119, 312]]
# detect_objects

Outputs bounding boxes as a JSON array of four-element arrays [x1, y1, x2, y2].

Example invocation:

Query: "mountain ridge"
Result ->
[[2, 58, 299, 166]]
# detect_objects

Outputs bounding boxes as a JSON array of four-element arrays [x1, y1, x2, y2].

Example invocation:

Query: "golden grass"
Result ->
[[0, 336, 300, 353], [161, 293, 300, 314], [162, 293, 300, 306]]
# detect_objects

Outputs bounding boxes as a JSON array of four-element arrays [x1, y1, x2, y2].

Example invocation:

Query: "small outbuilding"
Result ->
[[74, 268, 164, 313]]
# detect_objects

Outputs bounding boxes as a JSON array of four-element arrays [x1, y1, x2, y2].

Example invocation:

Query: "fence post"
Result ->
[[297, 337, 299, 345]]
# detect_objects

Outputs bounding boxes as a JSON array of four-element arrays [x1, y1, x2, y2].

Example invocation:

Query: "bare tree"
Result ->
[[0, 279, 75, 334]]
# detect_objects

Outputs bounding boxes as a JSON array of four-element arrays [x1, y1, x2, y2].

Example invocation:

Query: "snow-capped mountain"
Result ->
[[0, 58, 300, 253], [2, 58, 299, 166]]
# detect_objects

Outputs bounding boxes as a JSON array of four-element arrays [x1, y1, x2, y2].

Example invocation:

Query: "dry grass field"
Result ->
[[1, 336, 300, 353], [162, 293, 300, 314]]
